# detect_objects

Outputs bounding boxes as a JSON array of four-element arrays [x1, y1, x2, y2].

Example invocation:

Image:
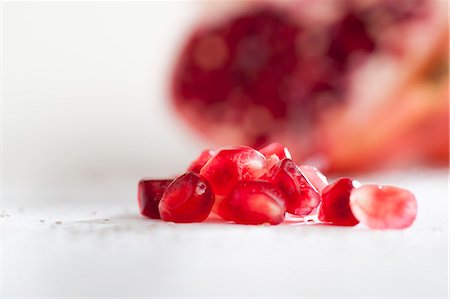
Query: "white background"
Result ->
[[2, 2, 448, 298], [3, 1, 209, 207]]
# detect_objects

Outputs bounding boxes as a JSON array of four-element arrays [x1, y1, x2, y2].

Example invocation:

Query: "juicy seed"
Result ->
[[159, 172, 215, 223], [267, 159, 321, 216], [218, 180, 287, 225], [200, 146, 266, 196], [138, 179, 173, 219], [259, 142, 292, 160], [350, 184, 417, 229], [299, 165, 328, 194], [259, 142, 292, 171], [187, 149, 216, 173], [265, 154, 281, 173], [318, 178, 360, 226]]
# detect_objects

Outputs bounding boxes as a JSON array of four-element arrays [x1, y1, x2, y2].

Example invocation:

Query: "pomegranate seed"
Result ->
[[267, 159, 320, 216], [350, 185, 417, 229], [259, 142, 292, 171], [200, 146, 266, 196], [138, 179, 172, 219], [159, 172, 215, 223], [187, 149, 216, 173], [259, 142, 292, 160], [218, 180, 286, 225], [318, 178, 360, 226], [299, 165, 328, 194], [264, 155, 281, 174]]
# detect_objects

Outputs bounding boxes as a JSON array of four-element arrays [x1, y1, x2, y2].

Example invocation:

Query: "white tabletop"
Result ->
[[3, 169, 448, 298]]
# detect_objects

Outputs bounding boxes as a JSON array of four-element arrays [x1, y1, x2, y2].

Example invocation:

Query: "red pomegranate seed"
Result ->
[[218, 180, 286, 225], [318, 178, 360, 226], [259, 142, 292, 171], [259, 142, 292, 160], [299, 165, 328, 194], [264, 155, 281, 174], [267, 159, 320, 216], [350, 184, 417, 229], [138, 179, 173, 219], [187, 149, 216, 173], [200, 146, 266, 196], [159, 172, 215, 223]]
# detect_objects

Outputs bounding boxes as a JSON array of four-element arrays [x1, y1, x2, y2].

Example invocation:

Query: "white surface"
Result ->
[[3, 169, 449, 297]]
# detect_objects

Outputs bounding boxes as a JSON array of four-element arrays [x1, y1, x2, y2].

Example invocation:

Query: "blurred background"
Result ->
[[4, 1, 207, 206], [3, 0, 448, 207]]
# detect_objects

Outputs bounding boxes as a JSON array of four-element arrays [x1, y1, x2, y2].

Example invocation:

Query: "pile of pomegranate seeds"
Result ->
[[138, 143, 417, 229]]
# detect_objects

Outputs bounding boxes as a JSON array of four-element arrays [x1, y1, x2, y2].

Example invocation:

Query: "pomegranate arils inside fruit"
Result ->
[[200, 146, 266, 196], [267, 159, 320, 216], [159, 172, 215, 223], [299, 165, 328, 194], [171, 2, 448, 173], [138, 179, 172, 219], [218, 180, 286, 225], [187, 149, 216, 173], [350, 185, 417, 229], [318, 178, 360, 226]]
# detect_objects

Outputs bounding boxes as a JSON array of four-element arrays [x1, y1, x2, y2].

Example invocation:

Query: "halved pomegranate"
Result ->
[[171, 1, 448, 173]]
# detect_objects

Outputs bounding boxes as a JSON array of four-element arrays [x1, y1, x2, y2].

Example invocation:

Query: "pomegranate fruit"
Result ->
[[171, 1, 448, 173], [138, 144, 417, 228], [349, 184, 417, 229], [159, 172, 215, 223], [218, 180, 286, 225], [138, 179, 173, 219], [318, 178, 360, 226], [200, 146, 266, 196], [187, 149, 216, 173], [259, 142, 292, 171], [258, 142, 292, 160], [298, 165, 328, 194], [266, 159, 320, 216]]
